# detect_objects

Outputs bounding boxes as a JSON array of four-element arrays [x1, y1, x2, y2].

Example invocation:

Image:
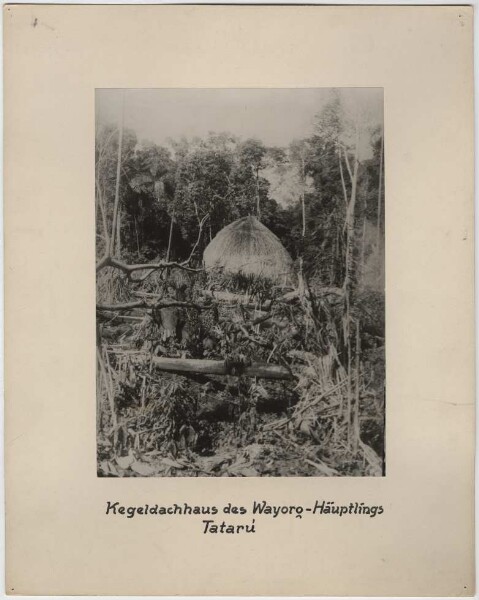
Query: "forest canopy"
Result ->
[[96, 90, 384, 291]]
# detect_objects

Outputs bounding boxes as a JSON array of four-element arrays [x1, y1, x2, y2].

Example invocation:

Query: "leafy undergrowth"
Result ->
[[97, 347, 384, 478], [97, 271, 385, 477], [98, 419, 381, 478]]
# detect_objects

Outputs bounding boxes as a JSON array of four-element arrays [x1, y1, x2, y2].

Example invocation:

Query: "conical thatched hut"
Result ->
[[203, 216, 294, 285]]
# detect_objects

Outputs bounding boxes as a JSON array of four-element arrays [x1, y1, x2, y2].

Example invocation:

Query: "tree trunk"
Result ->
[[360, 218, 366, 277], [255, 166, 261, 220], [343, 125, 360, 451], [96, 185, 110, 250], [109, 94, 125, 258], [166, 210, 175, 262], [376, 132, 384, 250], [338, 146, 348, 206], [116, 205, 121, 257], [301, 155, 306, 238], [350, 320, 361, 452], [344, 128, 360, 292], [297, 150, 307, 294]]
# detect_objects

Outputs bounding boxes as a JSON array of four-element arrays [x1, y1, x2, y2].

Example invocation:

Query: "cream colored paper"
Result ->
[[4, 5, 474, 596]]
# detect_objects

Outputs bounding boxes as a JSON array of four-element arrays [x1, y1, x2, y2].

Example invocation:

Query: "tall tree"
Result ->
[[238, 139, 267, 220], [95, 124, 138, 259]]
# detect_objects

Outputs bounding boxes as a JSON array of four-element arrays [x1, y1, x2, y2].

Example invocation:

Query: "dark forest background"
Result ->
[[96, 92, 384, 291]]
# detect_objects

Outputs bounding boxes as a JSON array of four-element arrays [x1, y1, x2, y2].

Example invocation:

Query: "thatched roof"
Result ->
[[203, 216, 294, 283]]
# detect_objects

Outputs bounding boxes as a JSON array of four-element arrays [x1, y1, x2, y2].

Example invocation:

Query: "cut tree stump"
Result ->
[[149, 357, 292, 381]]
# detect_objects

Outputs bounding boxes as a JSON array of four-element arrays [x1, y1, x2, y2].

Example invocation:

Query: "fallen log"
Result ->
[[149, 357, 293, 381]]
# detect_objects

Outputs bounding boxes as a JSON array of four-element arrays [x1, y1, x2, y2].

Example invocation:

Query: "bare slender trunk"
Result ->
[[301, 192, 306, 238], [116, 206, 121, 257], [346, 323, 352, 446], [301, 155, 306, 238], [255, 167, 261, 220], [166, 210, 175, 262], [96, 183, 110, 250], [109, 93, 125, 257], [298, 154, 307, 295], [350, 320, 361, 453], [335, 225, 340, 284], [361, 218, 366, 277], [343, 124, 360, 451], [376, 132, 384, 250], [298, 257, 305, 296], [344, 128, 360, 290], [338, 146, 348, 207]]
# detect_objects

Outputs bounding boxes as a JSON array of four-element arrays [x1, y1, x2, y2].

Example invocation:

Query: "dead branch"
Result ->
[[97, 299, 211, 312], [185, 213, 209, 264], [96, 255, 203, 276]]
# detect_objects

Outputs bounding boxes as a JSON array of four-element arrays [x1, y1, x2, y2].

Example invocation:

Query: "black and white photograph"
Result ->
[[96, 88, 385, 477]]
